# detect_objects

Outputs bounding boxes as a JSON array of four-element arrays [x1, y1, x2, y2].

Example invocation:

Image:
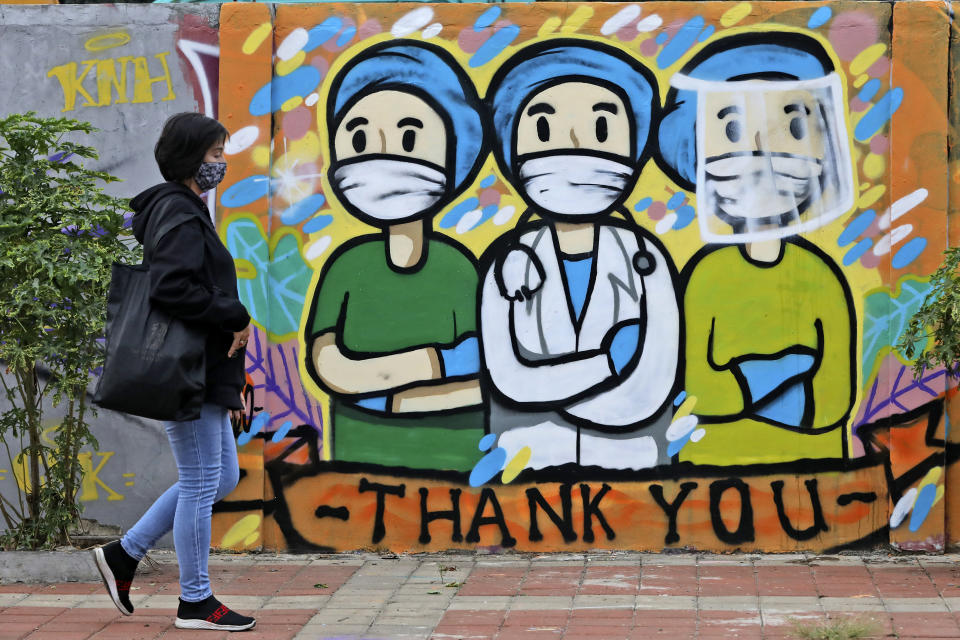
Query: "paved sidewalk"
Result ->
[[2, 552, 960, 639]]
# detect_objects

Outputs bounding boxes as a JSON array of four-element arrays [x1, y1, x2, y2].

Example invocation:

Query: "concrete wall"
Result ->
[[0, 3, 219, 545], [3, 1, 960, 555]]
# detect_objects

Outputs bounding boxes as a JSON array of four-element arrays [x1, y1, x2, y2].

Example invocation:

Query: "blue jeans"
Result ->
[[121, 403, 239, 602]]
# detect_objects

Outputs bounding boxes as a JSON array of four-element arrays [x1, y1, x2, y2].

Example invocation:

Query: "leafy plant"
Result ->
[[0, 112, 139, 548], [898, 247, 960, 381]]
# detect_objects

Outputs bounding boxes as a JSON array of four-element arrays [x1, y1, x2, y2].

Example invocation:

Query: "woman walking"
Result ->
[[92, 113, 256, 632]]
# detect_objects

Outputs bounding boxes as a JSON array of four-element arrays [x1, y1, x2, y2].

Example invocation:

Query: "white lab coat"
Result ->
[[480, 221, 680, 431]]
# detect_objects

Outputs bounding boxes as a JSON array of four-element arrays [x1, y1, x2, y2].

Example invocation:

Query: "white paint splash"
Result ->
[[391, 7, 435, 37], [306, 235, 333, 261], [422, 23, 443, 39], [636, 14, 663, 32], [872, 224, 913, 256], [456, 209, 483, 234], [601, 5, 641, 36], [889, 487, 919, 529], [493, 205, 516, 226], [225, 126, 259, 155], [655, 212, 677, 234], [277, 27, 308, 61], [878, 188, 928, 230]]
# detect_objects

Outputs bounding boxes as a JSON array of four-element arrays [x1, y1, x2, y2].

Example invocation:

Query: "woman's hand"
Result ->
[[229, 391, 247, 429], [228, 324, 251, 359]]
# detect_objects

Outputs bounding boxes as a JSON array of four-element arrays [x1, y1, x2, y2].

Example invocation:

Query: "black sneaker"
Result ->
[[175, 595, 256, 631], [92, 540, 138, 615]]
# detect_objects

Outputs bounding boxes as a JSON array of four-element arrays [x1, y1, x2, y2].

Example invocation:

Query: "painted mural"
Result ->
[[208, 1, 957, 553]]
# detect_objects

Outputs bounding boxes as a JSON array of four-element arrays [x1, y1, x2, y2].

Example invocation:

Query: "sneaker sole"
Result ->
[[175, 617, 256, 631], [92, 547, 133, 616]]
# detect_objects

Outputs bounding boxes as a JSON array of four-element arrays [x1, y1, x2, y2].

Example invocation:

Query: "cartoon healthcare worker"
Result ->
[[303, 41, 487, 471], [658, 32, 857, 465], [480, 39, 681, 470]]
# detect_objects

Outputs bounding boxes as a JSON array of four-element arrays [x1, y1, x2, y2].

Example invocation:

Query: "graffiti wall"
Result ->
[[1, 1, 957, 555], [211, 0, 960, 554]]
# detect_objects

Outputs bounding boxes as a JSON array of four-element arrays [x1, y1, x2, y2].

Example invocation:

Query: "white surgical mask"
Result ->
[[332, 157, 447, 221], [517, 154, 633, 217], [705, 153, 824, 221]]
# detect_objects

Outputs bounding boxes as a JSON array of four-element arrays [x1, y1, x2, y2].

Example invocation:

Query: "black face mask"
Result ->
[[194, 162, 227, 192]]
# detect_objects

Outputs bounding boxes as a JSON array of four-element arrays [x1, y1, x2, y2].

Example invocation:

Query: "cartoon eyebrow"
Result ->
[[717, 106, 741, 119], [526, 103, 556, 116], [345, 117, 368, 131], [397, 117, 423, 129], [784, 103, 812, 115], [592, 102, 618, 114]]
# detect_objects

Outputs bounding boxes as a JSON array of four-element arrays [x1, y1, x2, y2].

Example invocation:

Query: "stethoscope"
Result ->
[[494, 208, 658, 302]]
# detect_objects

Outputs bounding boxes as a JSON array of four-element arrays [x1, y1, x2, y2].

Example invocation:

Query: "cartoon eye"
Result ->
[[595, 116, 608, 143], [725, 120, 742, 143], [536, 116, 550, 142], [402, 129, 416, 153], [789, 116, 807, 140], [351, 130, 366, 153]]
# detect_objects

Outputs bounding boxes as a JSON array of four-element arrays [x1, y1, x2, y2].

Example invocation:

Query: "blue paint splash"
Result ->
[[336, 25, 357, 48], [842, 237, 873, 266], [271, 420, 294, 443], [697, 25, 714, 42], [470, 25, 521, 68], [469, 447, 508, 486], [249, 66, 322, 116], [891, 237, 927, 269], [667, 192, 687, 209], [837, 210, 875, 246], [474, 6, 501, 31], [439, 197, 479, 228], [807, 6, 832, 29], [280, 194, 326, 226], [221, 175, 270, 208], [305, 17, 342, 52], [908, 483, 938, 532], [657, 16, 705, 69], [634, 197, 653, 212], [673, 390, 687, 406], [858, 78, 881, 103], [478, 433, 496, 451], [480, 174, 496, 189], [467, 204, 500, 231], [672, 205, 696, 230], [239, 412, 270, 445], [854, 88, 904, 141], [667, 431, 692, 457], [302, 215, 333, 234]]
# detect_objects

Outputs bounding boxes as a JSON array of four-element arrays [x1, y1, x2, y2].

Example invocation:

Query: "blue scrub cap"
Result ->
[[658, 33, 834, 189], [487, 39, 658, 178], [328, 41, 485, 191]]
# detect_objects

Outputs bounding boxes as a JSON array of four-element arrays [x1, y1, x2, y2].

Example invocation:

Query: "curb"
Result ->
[[0, 550, 99, 584]]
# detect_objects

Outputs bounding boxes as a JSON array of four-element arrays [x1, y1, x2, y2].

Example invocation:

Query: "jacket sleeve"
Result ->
[[149, 219, 250, 332]]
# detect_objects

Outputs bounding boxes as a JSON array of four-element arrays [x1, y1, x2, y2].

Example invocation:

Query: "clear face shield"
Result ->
[[670, 73, 855, 244]]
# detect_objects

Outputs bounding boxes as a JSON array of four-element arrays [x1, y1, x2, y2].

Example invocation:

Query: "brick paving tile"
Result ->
[[8, 554, 960, 639], [494, 629, 562, 639]]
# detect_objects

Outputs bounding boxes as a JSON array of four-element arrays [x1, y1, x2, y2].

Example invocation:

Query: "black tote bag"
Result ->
[[93, 212, 207, 421]]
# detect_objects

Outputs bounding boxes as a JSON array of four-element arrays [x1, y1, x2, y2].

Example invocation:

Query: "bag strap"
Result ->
[[143, 196, 212, 264]]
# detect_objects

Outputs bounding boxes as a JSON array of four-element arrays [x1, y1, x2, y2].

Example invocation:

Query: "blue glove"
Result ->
[[607, 323, 640, 376], [440, 336, 480, 378], [355, 396, 388, 412]]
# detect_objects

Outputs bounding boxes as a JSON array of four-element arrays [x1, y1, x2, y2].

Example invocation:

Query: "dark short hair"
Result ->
[[154, 113, 228, 182]]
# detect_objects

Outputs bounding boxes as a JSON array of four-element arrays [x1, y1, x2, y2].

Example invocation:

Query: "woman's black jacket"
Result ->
[[130, 182, 250, 410]]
